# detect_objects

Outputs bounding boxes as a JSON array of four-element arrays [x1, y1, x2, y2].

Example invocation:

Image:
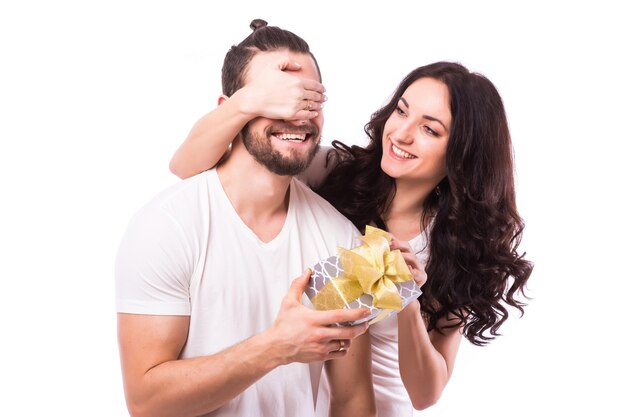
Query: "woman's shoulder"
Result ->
[[296, 145, 340, 188], [408, 220, 435, 262]]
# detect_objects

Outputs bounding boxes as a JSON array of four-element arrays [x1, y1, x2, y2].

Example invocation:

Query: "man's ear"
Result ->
[[217, 94, 229, 106]]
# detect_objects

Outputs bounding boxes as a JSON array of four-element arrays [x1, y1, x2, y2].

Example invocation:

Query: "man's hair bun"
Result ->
[[250, 19, 268, 31]]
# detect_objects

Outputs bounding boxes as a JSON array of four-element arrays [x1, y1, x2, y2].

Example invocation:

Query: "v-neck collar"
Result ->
[[211, 169, 294, 249]]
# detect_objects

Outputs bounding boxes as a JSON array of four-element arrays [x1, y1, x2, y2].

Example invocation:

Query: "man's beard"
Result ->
[[242, 122, 320, 176]]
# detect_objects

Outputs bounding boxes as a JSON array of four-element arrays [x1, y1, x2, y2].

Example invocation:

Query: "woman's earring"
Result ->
[[435, 185, 441, 196]]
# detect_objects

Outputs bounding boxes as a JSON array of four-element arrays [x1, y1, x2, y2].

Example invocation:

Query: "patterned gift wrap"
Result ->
[[304, 226, 422, 326]]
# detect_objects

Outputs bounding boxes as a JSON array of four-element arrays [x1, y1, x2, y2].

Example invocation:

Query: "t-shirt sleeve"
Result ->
[[115, 205, 194, 316], [296, 145, 338, 189]]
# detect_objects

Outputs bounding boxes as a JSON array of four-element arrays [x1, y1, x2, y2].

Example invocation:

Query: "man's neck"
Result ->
[[216, 139, 292, 242]]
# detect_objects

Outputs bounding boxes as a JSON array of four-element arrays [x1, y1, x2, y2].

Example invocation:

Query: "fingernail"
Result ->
[[323, 94, 328, 101]]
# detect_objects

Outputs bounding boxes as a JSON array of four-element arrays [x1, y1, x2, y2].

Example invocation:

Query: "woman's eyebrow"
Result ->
[[400, 97, 449, 133], [424, 115, 448, 133]]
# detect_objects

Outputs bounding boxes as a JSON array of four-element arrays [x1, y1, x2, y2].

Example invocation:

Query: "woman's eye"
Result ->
[[425, 126, 440, 137], [395, 106, 407, 116]]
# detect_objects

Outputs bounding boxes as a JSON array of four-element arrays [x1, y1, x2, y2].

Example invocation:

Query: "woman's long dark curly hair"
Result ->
[[316, 62, 533, 346]]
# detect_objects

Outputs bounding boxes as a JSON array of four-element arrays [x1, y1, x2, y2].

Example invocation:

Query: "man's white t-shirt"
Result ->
[[116, 168, 358, 417]]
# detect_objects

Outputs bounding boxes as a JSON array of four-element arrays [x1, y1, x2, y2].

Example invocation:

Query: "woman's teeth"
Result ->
[[391, 144, 416, 159]]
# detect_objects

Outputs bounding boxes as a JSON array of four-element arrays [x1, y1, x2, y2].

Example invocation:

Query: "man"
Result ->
[[115, 20, 376, 417]]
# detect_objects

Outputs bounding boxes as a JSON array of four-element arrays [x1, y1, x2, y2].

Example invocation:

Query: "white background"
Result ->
[[1, 1, 624, 416]]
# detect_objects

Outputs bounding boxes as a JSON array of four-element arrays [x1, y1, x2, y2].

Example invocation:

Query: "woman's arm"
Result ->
[[390, 238, 462, 410], [397, 302, 463, 410], [170, 58, 326, 179]]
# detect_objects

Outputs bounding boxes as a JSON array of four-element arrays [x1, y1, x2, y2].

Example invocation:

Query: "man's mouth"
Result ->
[[273, 132, 308, 142], [268, 121, 319, 145]]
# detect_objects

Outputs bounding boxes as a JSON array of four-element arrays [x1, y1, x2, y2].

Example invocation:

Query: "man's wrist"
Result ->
[[248, 327, 289, 370]]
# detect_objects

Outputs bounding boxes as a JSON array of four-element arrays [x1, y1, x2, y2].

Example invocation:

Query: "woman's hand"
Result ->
[[237, 57, 326, 120], [390, 238, 427, 287]]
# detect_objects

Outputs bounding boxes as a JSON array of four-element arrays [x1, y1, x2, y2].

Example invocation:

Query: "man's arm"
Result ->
[[118, 270, 370, 417], [325, 330, 377, 417]]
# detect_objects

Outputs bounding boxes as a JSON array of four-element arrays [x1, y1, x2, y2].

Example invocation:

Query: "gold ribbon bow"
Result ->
[[311, 226, 412, 316]]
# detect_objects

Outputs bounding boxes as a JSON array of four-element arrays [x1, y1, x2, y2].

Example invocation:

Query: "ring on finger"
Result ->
[[338, 340, 346, 352]]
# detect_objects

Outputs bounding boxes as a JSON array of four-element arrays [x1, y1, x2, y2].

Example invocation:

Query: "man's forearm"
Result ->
[[126, 331, 282, 417], [326, 332, 376, 417], [120, 273, 372, 417]]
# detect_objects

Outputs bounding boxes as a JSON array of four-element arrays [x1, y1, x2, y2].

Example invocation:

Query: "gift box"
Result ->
[[304, 226, 422, 326]]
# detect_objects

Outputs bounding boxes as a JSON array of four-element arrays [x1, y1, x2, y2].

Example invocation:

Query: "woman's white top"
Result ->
[[368, 233, 428, 416], [304, 147, 430, 416]]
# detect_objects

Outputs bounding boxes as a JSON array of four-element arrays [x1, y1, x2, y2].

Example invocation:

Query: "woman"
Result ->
[[170, 60, 533, 416]]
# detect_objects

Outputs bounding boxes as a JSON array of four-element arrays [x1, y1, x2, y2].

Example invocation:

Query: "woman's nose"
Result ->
[[393, 121, 415, 144]]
